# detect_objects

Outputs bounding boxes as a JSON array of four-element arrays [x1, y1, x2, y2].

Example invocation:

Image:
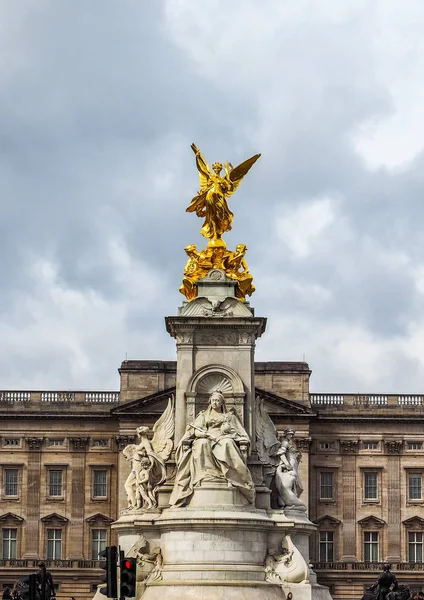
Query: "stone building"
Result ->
[[0, 359, 423, 599]]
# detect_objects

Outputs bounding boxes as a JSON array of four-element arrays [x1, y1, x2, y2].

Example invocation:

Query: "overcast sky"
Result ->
[[1, 0, 424, 393]]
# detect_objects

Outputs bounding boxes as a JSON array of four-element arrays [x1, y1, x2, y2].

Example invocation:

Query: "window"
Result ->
[[364, 472, 378, 500], [48, 471, 63, 497], [407, 442, 423, 450], [363, 442, 379, 450], [2, 529, 17, 559], [408, 474, 422, 500], [319, 442, 335, 450], [91, 529, 107, 559], [319, 531, 334, 562], [93, 470, 107, 498], [4, 469, 18, 497], [364, 532, 379, 562], [47, 529, 62, 559], [320, 472, 334, 500], [92, 440, 108, 448], [49, 440, 64, 447], [408, 532, 423, 563]]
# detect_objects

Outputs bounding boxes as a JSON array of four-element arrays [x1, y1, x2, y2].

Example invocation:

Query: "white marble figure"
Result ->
[[127, 535, 162, 582], [256, 399, 306, 510], [265, 535, 309, 584], [123, 397, 174, 510], [169, 390, 255, 506]]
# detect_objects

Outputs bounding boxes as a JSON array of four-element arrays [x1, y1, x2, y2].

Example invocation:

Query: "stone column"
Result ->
[[174, 330, 195, 444], [385, 441, 402, 561], [340, 442, 358, 561], [68, 437, 88, 559], [23, 438, 43, 558]]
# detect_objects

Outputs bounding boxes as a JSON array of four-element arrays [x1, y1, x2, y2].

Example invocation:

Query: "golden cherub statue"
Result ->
[[180, 144, 260, 303], [187, 144, 261, 246]]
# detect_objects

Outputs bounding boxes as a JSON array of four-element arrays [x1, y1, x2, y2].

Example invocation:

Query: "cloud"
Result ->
[[1, 0, 424, 393]]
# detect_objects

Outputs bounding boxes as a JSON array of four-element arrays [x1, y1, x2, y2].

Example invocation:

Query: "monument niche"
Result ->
[[112, 144, 332, 599]]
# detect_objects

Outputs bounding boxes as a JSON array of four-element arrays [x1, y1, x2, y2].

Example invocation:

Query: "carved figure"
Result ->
[[369, 564, 398, 600], [123, 397, 174, 510], [386, 586, 410, 600], [223, 244, 255, 299], [145, 549, 163, 583], [264, 535, 309, 584], [169, 390, 255, 506], [256, 399, 306, 510], [127, 535, 161, 583], [179, 244, 213, 301], [187, 143, 261, 243], [179, 244, 255, 302]]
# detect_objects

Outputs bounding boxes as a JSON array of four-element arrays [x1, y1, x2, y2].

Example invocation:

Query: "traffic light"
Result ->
[[99, 545, 118, 598], [120, 556, 137, 598], [29, 574, 37, 600]]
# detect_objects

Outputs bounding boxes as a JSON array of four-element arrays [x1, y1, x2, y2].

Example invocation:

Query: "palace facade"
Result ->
[[1, 359, 423, 600]]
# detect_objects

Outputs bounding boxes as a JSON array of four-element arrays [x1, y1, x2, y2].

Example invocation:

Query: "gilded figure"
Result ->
[[187, 143, 260, 244]]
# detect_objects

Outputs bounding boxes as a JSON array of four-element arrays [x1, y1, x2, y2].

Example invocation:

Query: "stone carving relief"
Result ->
[[176, 331, 194, 345], [238, 332, 254, 344], [295, 437, 312, 453], [179, 296, 253, 318], [70, 437, 89, 451], [340, 440, 359, 454], [385, 440, 403, 454], [25, 438, 43, 451], [197, 373, 233, 395], [256, 399, 306, 511], [122, 397, 174, 512], [127, 535, 162, 584], [195, 331, 238, 346], [115, 435, 136, 451], [265, 535, 309, 584]]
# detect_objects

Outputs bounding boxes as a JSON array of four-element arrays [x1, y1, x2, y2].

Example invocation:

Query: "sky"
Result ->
[[1, 0, 424, 393]]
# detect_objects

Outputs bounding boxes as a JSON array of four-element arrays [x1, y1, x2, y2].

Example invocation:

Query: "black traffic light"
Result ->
[[120, 557, 137, 598], [99, 545, 118, 598]]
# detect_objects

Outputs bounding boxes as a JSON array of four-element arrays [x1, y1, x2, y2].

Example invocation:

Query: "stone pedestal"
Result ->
[[111, 271, 332, 599]]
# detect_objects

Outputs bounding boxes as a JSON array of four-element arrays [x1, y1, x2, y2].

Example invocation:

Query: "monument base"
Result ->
[[141, 581, 283, 600]]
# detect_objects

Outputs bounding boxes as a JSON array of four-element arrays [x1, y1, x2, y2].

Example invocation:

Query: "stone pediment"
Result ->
[[112, 386, 313, 418], [0, 512, 24, 524], [403, 516, 424, 529], [358, 515, 386, 529], [256, 388, 315, 416], [314, 515, 341, 527], [41, 513, 68, 525], [86, 513, 114, 524], [111, 388, 175, 416]]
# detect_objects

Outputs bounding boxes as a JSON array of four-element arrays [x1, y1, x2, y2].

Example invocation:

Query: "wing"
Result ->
[[151, 395, 175, 461], [180, 297, 212, 316], [255, 397, 280, 465], [191, 143, 212, 191], [227, 153, 261, 196]]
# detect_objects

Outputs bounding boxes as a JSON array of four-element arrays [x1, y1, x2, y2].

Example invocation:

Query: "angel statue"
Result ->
[[256, 399, 306, 511], [187, 143, 261, 244], [123, 397, 174, 511]]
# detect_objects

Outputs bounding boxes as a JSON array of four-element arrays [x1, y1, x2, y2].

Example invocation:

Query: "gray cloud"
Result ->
[[1, 0, 424, 392]]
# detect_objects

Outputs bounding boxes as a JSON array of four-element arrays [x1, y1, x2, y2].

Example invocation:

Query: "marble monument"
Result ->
[[112, 144, 332, 599]]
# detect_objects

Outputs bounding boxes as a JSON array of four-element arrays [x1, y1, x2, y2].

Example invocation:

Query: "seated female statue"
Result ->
[[169, 390, 255, 507]]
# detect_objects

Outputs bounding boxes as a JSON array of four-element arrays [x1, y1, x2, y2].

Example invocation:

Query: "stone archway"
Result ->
[[185, 364, 246, 424]]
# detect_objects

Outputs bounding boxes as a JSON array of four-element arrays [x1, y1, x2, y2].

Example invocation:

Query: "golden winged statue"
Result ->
[[187, 143, 261, 246]]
